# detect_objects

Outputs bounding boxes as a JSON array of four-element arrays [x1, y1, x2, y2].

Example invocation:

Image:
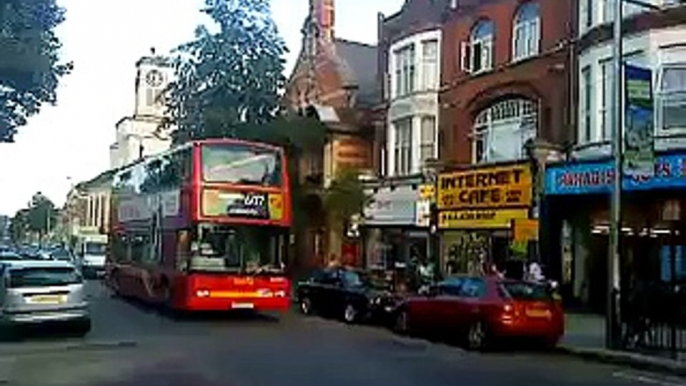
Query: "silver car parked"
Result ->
[[0, 260, 91, 336]]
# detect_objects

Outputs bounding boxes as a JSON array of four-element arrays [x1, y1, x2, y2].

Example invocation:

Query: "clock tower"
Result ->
[[109, 48, 176, 169], [133, 48, 174, 118]]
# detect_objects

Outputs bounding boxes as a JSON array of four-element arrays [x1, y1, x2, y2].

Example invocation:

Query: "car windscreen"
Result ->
[[9, 267, 82, 288], [500, 282, 551, 301], [85, 243, 106, 255]]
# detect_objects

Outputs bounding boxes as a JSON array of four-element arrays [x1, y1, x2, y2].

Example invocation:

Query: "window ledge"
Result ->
[[389, 90, 439, 104], [472, 156, 530, 166], [468, 68, 495, 78], [510, 53, 540, 65]]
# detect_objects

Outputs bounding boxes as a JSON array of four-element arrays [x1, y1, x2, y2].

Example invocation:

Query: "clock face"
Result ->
[[146, 70, 164, 87]]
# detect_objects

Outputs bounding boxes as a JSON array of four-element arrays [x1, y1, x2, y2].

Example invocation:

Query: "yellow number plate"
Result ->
[[29, 295, 66, 304], [525, 309, 551, 318]]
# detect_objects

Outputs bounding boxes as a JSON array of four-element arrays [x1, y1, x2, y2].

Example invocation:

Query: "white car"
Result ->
[[0, 260, 91, 337]]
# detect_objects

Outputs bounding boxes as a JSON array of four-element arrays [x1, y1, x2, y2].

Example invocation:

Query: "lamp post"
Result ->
[[608, 0, 661, 350]]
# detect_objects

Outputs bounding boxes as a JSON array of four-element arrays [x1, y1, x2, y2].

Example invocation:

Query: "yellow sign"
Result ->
[[268, 194, 284, 220], [513, 219, 539, 242], [439, 208, 529, 229], [419, 184, 435, 200], [437, 164, 532, 210]]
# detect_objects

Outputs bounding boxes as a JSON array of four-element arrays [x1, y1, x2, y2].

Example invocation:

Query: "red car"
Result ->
[[392, 276, 564, 350]]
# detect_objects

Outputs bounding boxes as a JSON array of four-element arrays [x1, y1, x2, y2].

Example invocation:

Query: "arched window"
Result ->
[[464, 19, 494, 74], [473, 98, 538, 163], [512, 2, 540, 61]]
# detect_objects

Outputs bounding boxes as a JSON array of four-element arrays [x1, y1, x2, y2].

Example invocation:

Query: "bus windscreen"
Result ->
[[201, 144, 282, 187]]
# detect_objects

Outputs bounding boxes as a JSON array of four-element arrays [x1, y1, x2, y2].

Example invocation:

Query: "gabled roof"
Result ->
[[333, 39, 380, 108]]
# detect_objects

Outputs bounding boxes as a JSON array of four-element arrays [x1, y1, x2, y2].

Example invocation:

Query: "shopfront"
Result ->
[[437, 162, 535, 276], [544, 153, 686, 311], [362, 184, 431, 273]]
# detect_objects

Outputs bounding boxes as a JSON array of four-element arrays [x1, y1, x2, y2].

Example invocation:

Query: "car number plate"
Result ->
[[525, 309, 551, 318], [29, 295, 66, 304], [231, 302, 254, 309]]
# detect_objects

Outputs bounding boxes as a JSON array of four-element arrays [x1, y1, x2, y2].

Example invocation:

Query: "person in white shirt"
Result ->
[[527, 261, 544, 282]]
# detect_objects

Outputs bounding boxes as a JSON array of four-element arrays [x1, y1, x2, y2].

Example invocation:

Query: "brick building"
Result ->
[[284, 0, 381, 267], [440, 0, 575, 164], [435, 0, 575, 276]]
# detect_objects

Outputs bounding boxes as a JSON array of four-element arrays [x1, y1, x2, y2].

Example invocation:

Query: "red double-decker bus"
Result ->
[[106, 138, 292, 313]]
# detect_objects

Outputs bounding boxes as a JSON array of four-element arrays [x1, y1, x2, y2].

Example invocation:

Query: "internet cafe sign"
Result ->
[[437, 163, 533, 229]]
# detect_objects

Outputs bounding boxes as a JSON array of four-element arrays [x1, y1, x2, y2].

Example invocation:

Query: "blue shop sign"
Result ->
[[545, 154, 686, 195]]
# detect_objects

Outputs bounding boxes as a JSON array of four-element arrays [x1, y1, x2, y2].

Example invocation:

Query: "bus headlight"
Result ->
[[275, 290, 286, 298], [196, 289, 211, 298]]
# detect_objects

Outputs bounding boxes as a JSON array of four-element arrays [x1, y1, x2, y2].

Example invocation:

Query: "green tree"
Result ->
[[322, 168, 370, 235], [167, 0, 287, 140], [167, 0, 328, 266], [0, 0, 73, 142], [9, 208, 29, 243], [27, 192, 57, 243]]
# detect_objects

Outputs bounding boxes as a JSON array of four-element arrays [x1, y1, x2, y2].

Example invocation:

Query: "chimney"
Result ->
[[315, 0, 335, 41]]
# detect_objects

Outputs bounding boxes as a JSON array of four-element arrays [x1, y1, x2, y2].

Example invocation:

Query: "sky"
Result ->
[[0, 0, 404, 216]]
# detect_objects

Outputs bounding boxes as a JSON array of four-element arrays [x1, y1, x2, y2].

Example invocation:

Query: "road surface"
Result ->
[[0, 281, 683, 386]]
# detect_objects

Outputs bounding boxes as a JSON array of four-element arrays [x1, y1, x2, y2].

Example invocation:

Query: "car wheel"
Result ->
[[541, 336, 559, 351], [75, 318, 92, 336], [343, 304, 358, 324], [467, 321, 488, 351], [0, 324, 20, 342], [299, 297, 313, 315], [394, 309, 410, 335]]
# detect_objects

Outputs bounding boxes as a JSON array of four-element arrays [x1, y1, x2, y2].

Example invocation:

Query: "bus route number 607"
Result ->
[[243, 194, 265, 208]]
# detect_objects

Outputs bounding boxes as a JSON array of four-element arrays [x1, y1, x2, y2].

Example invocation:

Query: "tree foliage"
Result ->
[[9, 192, 57, 243], [9, 208, 29, 243], [323, 168, 370, 233], [167, 0, 288, 140], [0, 0, 73, 142], [166, 0, 328, 245], [27, 191, 56, 235]]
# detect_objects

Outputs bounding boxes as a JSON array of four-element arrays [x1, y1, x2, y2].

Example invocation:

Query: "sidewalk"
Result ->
[[559, 313, 686, 376]]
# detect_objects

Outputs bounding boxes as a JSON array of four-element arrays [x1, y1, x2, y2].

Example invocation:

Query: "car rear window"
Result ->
[[500, 282, 551, 301], [0, 252, 22, 261], [50, 250, 72, 260], [9, 267, 82, 288]]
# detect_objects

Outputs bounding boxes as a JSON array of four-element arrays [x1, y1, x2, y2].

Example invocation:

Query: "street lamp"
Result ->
[[607, 0, 661, 350]]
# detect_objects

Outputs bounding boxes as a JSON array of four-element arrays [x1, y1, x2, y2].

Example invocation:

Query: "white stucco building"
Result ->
[[109, 52, 175, 169], [574, 0, 686, 159], [385, 29, 441, 177]]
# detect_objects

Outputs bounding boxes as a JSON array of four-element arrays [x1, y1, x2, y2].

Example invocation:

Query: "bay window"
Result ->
[[599, 59, 612, 141], [659, 66, 686, 131], [580, 66, 593, 144], [422, 40, 439, 90], [394, 45, 416, 97], [393, 118, 413, 175], [420, 116, 437, 165]]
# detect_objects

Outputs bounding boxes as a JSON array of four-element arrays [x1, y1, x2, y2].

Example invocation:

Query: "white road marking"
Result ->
[[0, 358, 15, 384], [613, 371, 686, 386]]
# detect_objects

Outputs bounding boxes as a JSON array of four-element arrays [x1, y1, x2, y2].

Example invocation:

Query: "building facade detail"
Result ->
[[109, 51, 175, 169]]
